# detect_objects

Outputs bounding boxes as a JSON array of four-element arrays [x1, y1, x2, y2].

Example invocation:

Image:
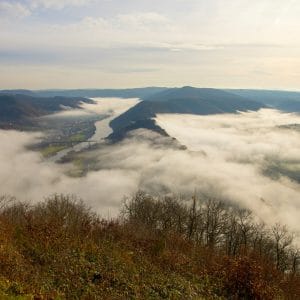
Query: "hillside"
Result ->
[[2, 87, 300, 113], [0, 87, 167, 99], [0, 89, 36, 96], [109, 87, 266, 140], [1, 193, 299, 299], [0, 94, 94, 128], [0, 95, 43, 120], [0, 95, 44, 128], [228, 89, 300, 112]]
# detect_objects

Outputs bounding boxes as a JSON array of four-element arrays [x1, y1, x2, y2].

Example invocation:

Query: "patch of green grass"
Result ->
[[40, 145, 68, 158], [0, 278, 33, 299], [68, 132, 86, 142], [68, 157, 85, 177], [281, 162, 300, 172]]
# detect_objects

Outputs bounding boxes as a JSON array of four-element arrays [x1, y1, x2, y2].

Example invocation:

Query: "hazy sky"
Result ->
[[0, 0, 300, 89]]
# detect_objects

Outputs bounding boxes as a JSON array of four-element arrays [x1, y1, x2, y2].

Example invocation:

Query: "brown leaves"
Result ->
[[0, 193, 300, 299]]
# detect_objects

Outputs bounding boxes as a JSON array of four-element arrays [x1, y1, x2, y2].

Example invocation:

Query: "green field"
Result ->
[[40, 145, 68, 158]]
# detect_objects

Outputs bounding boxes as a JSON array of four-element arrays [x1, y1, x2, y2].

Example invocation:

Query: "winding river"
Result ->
[[49, 97, 139, 162]]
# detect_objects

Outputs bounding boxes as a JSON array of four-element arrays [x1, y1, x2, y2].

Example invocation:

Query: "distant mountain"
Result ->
[[0, 89, 36, 96], [0, 95, 43, 127], [109, 87, 266, 141], [2, 88, 300, 113], [0, 94, 93, 128], [0, 87, 167, 99], [227, 89, 300, 112]]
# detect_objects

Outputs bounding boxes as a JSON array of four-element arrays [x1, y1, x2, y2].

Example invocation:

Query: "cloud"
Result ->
[[29, 0, 92, 10], [154, 110, 300, 229], [1, 0, 300, 89], [0, 129, 138, 217], [47, 12, 172, 47], [0, 0, 92, 22], [47, 13, 226, 52], [116, 12, 170, 29], [48, 97, 140, 118], [1, 108, 299, 235], [0, 1, 31, 19], [1, 1, 300, 89]]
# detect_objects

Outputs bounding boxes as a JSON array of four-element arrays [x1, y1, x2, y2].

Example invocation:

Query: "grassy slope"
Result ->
[[0, 194, 299, 299]]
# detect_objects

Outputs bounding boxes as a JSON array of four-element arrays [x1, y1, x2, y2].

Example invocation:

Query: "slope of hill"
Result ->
[[109, 87, 266, 140], [0, 95, 43, 126], [1, 193, 299, 299], [0, 94, 93, 128], [3, 87, 300, 113], [0, 89, 36, 96], [228, 89, 300, 112], [0, 87, 167, 99]]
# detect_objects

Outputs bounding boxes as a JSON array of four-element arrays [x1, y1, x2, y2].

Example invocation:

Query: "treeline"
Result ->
[[0, 193, 300, 299], [124, 191, 300, 274]]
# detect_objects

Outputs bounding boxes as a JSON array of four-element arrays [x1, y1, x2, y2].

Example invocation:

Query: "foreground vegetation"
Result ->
[[0, 193, 300, 299]]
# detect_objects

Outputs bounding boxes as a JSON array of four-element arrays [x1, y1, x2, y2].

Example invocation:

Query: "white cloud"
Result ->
[[29, 0, 92, 10], [0, 1, 31, 18], [116, 12, 170, 29], [0, 0, 92, 22], [1, 108, 299, 233], [0, 129, 139, 217], [154, 110, 300, 230], [1, 0, 300, 89], [45, 13, 223, 51]]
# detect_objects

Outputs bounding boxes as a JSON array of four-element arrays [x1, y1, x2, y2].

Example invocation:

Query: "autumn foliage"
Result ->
[[0, 193, 300, 299]]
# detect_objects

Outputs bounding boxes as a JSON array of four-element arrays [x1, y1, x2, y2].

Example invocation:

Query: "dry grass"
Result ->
[[0, 193, 299, 299]]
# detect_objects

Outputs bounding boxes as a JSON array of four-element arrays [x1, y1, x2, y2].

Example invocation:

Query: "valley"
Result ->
[[1, 88, 300, 299], [2, 1, 300, 297]]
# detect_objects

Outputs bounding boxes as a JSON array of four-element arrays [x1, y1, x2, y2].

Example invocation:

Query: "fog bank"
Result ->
[[0, 109, 300, 234]]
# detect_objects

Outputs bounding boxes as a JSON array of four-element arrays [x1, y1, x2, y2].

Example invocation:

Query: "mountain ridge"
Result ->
[[109, 87, 267, 141], [0, 94, 93, 128], [0, 87, 167, 99]]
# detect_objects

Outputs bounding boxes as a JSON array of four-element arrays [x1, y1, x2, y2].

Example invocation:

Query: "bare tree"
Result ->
[[203, 198, 226, 249], [272, 223, 293, 271]]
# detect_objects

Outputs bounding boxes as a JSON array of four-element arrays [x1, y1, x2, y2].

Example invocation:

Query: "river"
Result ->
[[49, 97, 139, 162]]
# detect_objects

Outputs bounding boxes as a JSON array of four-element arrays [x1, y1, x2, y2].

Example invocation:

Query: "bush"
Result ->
[[0, 192, 299, 299]]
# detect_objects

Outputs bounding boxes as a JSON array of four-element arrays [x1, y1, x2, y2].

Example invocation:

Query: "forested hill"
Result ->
[[0, 87, 167, 99], [228, 89, 300, 112], [1, 193, 300, 299], [0, 94, 93, 128], [109, 87, 266, 140]]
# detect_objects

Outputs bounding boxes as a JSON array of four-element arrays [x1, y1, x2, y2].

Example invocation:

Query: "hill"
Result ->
[[0, 87, 167, 99], [228, 89, 300, 112], [2, 87, 300, 113], [109, 87, 266, 140], [0, 94, 93, 128], [0, 89, 36, 96], [0, 95, 43, 128], [0, 193, 299, 299]]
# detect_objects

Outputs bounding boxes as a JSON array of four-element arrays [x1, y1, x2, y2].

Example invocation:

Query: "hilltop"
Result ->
[[228, 89, 300, 112], [0, 94, 93, 129], [1, 193, 300, 299], [109, 87, 266, 141]]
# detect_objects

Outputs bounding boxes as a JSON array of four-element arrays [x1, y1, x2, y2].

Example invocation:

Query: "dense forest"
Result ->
[[1, 192, 300, 299]]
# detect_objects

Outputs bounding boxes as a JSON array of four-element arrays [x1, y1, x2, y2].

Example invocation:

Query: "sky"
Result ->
[[0, 0, 300, 89]]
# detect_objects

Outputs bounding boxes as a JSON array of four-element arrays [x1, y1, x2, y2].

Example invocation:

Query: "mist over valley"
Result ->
[[0, 87, 299, 235]]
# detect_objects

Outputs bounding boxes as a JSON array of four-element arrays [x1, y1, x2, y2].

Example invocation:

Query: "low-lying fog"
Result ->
[[43, 97, 140, 161], [47, 97, 140, 119], [1, 102, 300, 235]]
